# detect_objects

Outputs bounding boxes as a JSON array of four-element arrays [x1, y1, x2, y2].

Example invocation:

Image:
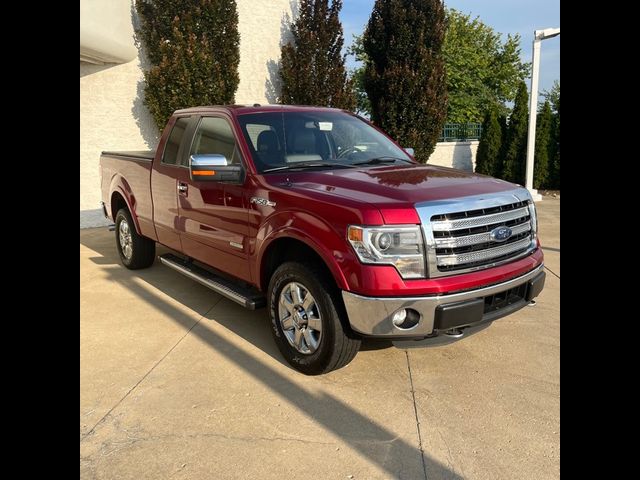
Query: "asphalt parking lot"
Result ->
[[80, 197, 559, 480]]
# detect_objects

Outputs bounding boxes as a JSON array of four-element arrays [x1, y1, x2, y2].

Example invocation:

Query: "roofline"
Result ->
[[173, 104, 352, 116]]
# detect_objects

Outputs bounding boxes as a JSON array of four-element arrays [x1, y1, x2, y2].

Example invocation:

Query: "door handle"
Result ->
[[177, 182, 188, 194]]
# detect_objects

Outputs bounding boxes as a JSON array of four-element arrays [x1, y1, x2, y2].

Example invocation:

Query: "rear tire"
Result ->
[[115, 208, 155, 270], [268, 261, 361, 375]]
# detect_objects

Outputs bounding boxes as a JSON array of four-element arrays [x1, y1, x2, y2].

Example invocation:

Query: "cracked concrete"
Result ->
[[80, 197, 560, 479]]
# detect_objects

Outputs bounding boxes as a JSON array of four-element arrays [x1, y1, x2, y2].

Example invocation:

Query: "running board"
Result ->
[[159, 254, 266, 310]]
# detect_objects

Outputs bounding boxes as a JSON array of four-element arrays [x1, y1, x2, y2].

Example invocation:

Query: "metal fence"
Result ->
[[439, 123, 482, 142]]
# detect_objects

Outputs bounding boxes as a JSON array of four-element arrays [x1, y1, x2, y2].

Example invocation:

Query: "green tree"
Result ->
[[497, 113, 508, 176], [542, 80, 560, 113], [279, 0, 355, 110], [534, 101, 552, 188], [549, 95, 560, 188], [475, 108, 502, 176], [347, 35, 371, 116], [135, 0, 240, 130], [543, 81, 560, 189], [443, 9, 529, 123], [362, 0, 447, 162], [502, 81, 529, 184]]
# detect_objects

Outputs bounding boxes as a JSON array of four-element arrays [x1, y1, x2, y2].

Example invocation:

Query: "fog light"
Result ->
[[392, 308, 420, 329], [392, 309, 407, 326]]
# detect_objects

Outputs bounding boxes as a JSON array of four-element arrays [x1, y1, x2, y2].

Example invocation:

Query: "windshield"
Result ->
[[236, 111, 413, 173]]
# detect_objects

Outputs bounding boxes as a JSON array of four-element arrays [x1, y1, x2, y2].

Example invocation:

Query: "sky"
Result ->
[[340, 0, 560, 95]]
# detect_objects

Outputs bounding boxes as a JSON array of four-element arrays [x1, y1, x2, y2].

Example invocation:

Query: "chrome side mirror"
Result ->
[[189, 154, 242, 183]]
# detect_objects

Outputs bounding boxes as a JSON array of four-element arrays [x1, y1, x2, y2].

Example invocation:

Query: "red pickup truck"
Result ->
[[100, 105, 544, 375]]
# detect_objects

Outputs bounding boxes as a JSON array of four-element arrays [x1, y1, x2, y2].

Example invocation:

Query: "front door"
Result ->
[[176, 115, 251, 283]]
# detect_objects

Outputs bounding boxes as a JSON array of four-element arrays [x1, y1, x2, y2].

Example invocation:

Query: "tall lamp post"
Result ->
[[525, 27, 560, 201]]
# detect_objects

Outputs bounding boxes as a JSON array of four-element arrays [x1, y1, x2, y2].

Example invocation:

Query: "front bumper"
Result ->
[[342, 264, 545, 339]]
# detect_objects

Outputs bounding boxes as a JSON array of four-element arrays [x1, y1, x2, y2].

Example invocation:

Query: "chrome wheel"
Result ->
[[119, 219, 133, 260], [278, 282, 322, 354]]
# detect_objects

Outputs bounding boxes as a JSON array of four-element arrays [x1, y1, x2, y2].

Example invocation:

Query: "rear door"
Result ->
[[150, 116, 195, 251], [175, 114, 252, 283]]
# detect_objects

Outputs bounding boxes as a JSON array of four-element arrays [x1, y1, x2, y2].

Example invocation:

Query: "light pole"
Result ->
[[525, 27, 560, 201]]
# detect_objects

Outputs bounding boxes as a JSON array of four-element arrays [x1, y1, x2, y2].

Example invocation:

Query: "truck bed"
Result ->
[[100, 150, 157, 240]]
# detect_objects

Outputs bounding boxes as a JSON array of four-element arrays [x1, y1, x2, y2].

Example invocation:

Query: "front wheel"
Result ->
[[268, 261, 361, 375]]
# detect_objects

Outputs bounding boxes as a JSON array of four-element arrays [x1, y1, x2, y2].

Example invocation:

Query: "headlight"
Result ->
[[347, 225, 425, 279]]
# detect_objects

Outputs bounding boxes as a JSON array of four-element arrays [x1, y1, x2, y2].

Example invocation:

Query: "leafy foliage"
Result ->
[[548, 95, 560, 188], [543, 81, 560, 189], [534, 101, 552, 188], [362, 0, 448, 162], [501, 81, 529, 184], [475, 108, 502, 176], [135, 0, 240, 130], [541, 80, 560, 113], [279, 0, 355, 110], [443, 9, 529, 123], [346, 35, 371, 116]]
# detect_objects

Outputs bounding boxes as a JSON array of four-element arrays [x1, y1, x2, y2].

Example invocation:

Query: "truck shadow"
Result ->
[[81, 228, 462, 479]]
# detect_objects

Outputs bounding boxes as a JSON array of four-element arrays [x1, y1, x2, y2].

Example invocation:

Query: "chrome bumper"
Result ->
[[342, 264, 544, 338]]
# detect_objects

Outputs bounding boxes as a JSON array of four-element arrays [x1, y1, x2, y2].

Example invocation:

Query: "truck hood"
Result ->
[[267, 164, 518, 207]]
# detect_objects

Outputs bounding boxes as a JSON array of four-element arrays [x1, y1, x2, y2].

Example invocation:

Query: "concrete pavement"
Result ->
[[80, 197, 559, 479]]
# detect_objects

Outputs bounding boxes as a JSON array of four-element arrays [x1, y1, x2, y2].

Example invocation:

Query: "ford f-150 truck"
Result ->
[[100, 105, 545, 375]]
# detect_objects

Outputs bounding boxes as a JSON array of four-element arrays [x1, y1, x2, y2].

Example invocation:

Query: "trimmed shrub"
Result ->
[[135, 0, 240, 130], [534, 101, 552, 188], [475, 108, 502, 176], [501, 81, 529, 183], [362, 0, 448, 162], [279, 0, 355, 110]]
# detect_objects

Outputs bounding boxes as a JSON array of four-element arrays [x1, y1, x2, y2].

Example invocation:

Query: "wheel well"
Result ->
[[261, 238, 335, 292], [111, 192, 128, 221]]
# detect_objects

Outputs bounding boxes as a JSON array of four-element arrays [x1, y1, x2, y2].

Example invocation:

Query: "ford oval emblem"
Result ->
[[490, 226, 513, 242]]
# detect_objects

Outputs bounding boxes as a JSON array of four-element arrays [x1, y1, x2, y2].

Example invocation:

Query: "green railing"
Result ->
[[439, 123, 482, 142]]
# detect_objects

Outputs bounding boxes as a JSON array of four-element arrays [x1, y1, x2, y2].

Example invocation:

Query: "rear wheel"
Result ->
[[268, 261, 361, 375], [115, 208, 155, 269]]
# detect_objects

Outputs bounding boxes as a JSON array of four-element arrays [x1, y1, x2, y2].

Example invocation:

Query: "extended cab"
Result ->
[[100, 105, 545, 374]]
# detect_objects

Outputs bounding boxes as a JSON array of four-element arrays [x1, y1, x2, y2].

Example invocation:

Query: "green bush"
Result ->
[[279, 0, 355, 110], [135, 0, 240, 130], [362, 0, 448, 162]]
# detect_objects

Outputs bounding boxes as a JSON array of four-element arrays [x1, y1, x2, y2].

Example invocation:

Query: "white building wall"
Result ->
[[80, 0, 295, 228], [80, 59, 158, 228], [428, 140, 479, 172], [236, 0, 294, 104]]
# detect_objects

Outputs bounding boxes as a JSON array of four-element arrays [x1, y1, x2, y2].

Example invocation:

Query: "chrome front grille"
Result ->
[[415, 189, 538, 278]]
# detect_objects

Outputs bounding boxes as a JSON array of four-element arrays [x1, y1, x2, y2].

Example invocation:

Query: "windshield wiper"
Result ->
[[263, 162, 354, 173], [352, 156, 412, 166]]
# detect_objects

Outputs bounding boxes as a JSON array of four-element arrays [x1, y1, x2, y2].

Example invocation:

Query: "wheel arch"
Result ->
[[110, 183, 142, 235], [259, 234, 347, 293]]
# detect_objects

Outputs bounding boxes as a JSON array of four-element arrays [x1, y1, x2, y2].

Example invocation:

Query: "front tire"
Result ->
[[115, 208, 155, 269], [268, 261, 361, 375]]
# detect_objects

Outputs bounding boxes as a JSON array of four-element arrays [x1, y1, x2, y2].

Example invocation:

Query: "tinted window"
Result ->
[[162, 117, 190, 165], [189, 117, 240, 165]]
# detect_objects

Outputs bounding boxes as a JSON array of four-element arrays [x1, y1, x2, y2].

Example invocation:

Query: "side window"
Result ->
[[162, 117, 190, 165], [189, 117, 240, 165]]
